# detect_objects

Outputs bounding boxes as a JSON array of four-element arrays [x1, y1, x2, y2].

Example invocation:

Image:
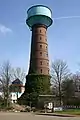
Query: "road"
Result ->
[[0, 112, 80, 120]]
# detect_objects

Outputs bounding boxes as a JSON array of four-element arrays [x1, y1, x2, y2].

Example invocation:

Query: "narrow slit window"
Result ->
[[47, 62, 49, 65], [41, 69, 42, 73], [40, 30, 41, 33], [40, 37, 42, 40], [46, 53, 48, 57], [40, 61, 42, 65], [40, 45, 42, 48], [40, 52, 42, 56]]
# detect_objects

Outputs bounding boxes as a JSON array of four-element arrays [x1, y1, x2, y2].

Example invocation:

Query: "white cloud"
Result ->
[[0, 24, 12, 34], [54, 16, 80, 20]]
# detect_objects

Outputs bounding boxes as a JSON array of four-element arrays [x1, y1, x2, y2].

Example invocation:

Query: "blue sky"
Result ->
[[0, 0, 80, 74]]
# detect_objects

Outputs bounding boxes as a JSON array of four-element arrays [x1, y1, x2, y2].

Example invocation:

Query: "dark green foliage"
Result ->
[[0, 96, 11, 109], [25, 74, 50, 94], [19, 74, 51, 107], [61, 79, 75, 105], [18, 92, 28, 105], [9, 85, 21, 93]]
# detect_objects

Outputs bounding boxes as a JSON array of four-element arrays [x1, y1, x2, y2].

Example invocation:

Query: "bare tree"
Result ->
[[0, 61, 12, 107], [0, 61, 26, 105], [72, 73, 80, 94], [51, 59, 70, 106], [12, 67, 25, 82]]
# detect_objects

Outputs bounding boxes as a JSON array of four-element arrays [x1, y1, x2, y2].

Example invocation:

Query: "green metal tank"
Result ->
[[26, 5, 53, 30]]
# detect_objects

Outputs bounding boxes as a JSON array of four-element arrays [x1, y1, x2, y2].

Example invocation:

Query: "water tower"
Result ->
[[25, 5, 53, 104], [26, 5, 53, 75]]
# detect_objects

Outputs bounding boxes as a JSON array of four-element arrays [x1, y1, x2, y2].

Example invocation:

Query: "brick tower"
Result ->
[[26, 5, 52, 75], [28, 24, 49, 75], [24, 5, 53, 106]]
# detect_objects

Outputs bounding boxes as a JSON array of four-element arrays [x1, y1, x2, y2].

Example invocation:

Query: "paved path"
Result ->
[[0, 112, 80, 120]]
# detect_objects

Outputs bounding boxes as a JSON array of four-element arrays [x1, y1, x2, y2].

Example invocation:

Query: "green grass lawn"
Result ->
[[55, 109, 80, 115]]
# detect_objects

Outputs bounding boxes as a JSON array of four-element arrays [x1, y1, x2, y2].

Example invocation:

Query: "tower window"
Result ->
[[40, 52, 42, 56], [40, 61, 42, 65], [46, 53, 48, 57], [47, 62, 49, 66], [40, 45, 42, 48], [40, 37, 42, 40], [41, 69, 42, 73], [40, 30, 41, 33], [46, 46, 47, 49], [48, 69, 49, 74]]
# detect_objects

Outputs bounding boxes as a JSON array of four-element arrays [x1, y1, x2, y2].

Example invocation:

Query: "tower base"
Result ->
[[18, 74, 51, 107]]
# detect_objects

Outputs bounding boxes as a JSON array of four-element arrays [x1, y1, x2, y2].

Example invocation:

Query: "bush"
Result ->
[[32, 107, 36, 112]]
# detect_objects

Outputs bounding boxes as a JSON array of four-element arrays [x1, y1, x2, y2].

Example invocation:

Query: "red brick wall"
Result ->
[[28, 24, 50, 75]]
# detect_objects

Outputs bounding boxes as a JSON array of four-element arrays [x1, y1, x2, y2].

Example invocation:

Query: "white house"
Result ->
[[10, 79, 25, 103]]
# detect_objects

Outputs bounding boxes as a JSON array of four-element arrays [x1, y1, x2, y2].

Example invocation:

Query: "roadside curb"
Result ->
[[35, 113, 80, 117]]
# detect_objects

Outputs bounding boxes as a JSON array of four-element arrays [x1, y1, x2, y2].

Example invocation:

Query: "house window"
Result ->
[[41, 69, 42, 73], [13, 94, 15, 97], [13, 100, 15, 103], [40, 61, 42, 65], [40, 45, 42, 48], [40, 52, 42, 56]]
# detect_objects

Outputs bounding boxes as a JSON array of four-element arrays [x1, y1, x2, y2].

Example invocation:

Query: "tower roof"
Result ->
[[27, 5, 52, 14]]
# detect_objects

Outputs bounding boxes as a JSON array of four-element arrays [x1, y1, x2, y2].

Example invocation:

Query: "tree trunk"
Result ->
[[59, 82, 62, 106], [16, 92, 18, 103]]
